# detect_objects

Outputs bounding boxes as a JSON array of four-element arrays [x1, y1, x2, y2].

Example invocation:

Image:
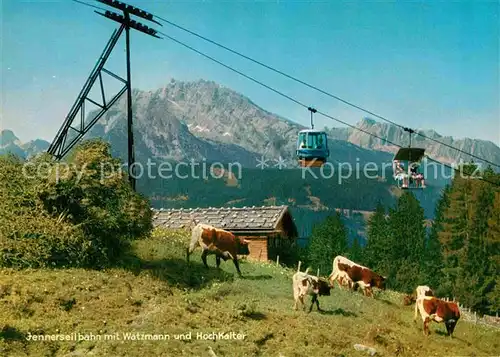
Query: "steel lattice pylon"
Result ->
[[47, 1, 161, 191]]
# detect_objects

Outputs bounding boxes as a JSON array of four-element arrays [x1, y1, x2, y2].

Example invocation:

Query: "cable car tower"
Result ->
[[392, 127, 427, 189], [47, 0, 162, 191], [296, 107, 330, 167]]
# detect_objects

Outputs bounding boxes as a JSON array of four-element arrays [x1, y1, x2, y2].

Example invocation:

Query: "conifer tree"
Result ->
[[364, 202, 390, 273], [438, 165, 500, 313], [308, 212, 349, 275], [348, 236, 364, 264], [439, 172, 474, 302], [421, 186, 449, 293], [387, 192, 426, 292]]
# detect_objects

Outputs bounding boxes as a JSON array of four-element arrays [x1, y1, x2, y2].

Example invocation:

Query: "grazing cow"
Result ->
[[328, 256, 386, 297], [414, 296, 460, 336], [328, 255, 369, 289], [186, 223, 250, 276], [292, 263, 331, 313]]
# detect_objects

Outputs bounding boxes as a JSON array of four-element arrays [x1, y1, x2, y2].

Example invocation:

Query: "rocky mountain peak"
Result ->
[[0, 129, 21, 147], [2, 79, 499, 169]]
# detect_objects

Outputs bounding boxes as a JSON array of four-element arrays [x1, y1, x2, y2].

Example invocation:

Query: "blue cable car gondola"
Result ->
[[296, 107, 330, 167]]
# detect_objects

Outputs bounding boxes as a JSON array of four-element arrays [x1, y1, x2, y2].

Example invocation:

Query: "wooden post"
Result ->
[[276, 255, 280, 266], [317, 268, 320, 277], [474, 311, 477, 324]]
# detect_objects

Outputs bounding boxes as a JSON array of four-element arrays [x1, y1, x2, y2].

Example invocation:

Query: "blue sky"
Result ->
[[1, 0, 499, 145]]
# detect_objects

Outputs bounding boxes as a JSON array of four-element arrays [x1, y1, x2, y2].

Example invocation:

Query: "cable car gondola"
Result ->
[[296, 107, 329, 167], [392, 128, 426, 189]]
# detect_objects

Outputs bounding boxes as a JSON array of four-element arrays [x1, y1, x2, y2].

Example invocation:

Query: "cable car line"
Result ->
[[155, 30, 500, 187], [151, 13, 500, 169], [73, 0, 499, 168]]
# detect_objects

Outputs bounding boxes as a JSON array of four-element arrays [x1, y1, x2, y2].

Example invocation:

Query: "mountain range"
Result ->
[[0, 130, 50, 159], [2, 79, 499, 170], [5, 78, 497, 236]]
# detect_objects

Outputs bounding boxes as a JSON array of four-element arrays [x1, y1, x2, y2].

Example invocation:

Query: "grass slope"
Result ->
[[1, 230, 498, 357]]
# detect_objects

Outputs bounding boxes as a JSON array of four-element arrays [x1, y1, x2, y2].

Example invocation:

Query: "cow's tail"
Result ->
[[329, 256, 339, 280], [332, 256, 339, 273]]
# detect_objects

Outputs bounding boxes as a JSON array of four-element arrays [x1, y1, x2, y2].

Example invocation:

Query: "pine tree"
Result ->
[[438, 165, 500, 313], [465, 178, 495, 311], [308, 212, 349, 276], [484, 189, 500, 312], [487, 191, 500, 277], [387, 192, 426, 292], [421, 186, 449, 294], [348, 236, 364, 264], [439, 172, 474, 303]]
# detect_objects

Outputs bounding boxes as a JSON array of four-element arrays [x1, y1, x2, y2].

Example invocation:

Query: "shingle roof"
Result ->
[[152, 205, 290, 231]]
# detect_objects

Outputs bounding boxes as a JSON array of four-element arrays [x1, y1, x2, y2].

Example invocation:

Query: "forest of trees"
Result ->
[[306, 166, 500, 315]]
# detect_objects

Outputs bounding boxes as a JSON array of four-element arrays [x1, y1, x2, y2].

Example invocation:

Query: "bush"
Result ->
[[0, 140, 152, 268], [0, 213, 92, 268]]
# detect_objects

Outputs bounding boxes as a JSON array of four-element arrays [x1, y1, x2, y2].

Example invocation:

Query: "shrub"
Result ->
[[0, 140, 152, 268]]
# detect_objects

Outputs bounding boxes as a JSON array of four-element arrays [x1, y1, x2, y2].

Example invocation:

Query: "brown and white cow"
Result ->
[[292, 263, 331, 313], [186, 223, 250, 276], [414, 296, 460, 337], [329, 256, 386, 297], [329, 255, 369, 289]]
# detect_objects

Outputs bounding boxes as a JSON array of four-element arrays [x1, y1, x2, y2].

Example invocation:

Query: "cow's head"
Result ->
[[317, 278, 331, 296], [236, 237, 250, 255], [445, 318, 459, 337]]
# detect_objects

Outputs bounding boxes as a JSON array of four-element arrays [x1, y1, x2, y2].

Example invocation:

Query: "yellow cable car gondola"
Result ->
[[392, 128, 426, 189]]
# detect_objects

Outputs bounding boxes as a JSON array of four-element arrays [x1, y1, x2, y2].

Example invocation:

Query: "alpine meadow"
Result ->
[[2, 1, 500, 356]]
